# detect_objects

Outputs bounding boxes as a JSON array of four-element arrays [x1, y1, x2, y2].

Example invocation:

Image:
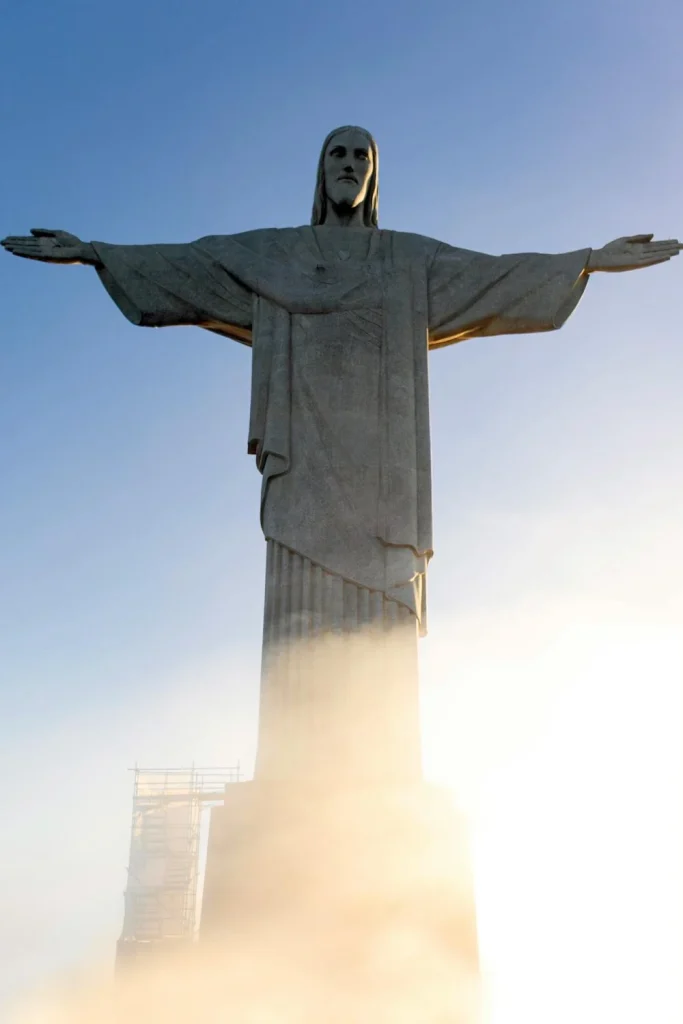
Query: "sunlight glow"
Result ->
[[423, 617, 683, 1024]]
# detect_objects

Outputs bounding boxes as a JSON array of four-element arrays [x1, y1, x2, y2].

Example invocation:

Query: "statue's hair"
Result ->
[[311, 126, 379, 227]]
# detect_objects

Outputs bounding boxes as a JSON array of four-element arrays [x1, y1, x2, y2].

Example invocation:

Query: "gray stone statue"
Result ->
[[3, 126, 680, 783]]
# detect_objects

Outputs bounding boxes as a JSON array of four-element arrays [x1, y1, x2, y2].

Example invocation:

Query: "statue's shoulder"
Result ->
[[199, 225, 319, 246], [195, 227, 284, 256], [385, 229, 443, 260]]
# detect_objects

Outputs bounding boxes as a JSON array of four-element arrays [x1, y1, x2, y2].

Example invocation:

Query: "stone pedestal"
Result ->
[[200, 782, 481, 1022]]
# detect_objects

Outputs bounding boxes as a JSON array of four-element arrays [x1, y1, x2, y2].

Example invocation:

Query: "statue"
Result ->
[[3, 126, 680, 784]]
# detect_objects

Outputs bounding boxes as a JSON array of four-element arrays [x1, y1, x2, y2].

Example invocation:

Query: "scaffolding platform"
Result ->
[[116, 765, 240, 971]]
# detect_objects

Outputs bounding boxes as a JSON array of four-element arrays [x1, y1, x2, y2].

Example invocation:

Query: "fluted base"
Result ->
[[200, 782, 481, 1023], [256, 540, 423, 783]]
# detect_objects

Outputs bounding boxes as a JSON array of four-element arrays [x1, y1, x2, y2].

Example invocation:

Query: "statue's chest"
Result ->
[[288, 309, 383, 461], [291, 307, 384, 403], [283, 229, 385, 310]]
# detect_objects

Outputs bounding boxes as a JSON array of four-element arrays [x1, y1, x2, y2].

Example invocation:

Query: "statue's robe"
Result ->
[[91, 226, 590, 779]]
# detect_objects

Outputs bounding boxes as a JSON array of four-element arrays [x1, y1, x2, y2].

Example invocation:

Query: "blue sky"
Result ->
[[1, 1, 682, 1019]]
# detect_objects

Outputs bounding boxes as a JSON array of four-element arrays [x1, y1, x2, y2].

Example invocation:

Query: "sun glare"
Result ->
[[423, 616, 683, 1024]]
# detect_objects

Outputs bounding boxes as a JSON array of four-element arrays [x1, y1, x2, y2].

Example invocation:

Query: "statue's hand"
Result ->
[[1, 228, 97, 265], [587, 234, 681, 273]]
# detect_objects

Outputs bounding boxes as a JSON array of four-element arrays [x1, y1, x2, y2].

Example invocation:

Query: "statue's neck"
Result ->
[[322, 201, 368, 229]]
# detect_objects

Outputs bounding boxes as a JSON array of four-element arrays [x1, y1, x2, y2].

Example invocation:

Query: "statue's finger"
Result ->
[[640, 256, 671, 267], [640, 248, 678, 260], [6, 241, 42, 252], [30, 228, 58, 237], [626, 233, 654, 243], [2, 235, 36, 244], [632, 242, 676, 256], [647, 246, 681, 258], [9, 249, 48, 261]]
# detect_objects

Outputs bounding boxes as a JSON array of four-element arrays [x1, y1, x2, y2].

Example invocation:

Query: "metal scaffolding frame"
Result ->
[[116, 764, 240, 970]]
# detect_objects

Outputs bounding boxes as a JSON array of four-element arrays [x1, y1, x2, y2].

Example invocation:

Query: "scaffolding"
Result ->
[[116, 765, 240, 971]]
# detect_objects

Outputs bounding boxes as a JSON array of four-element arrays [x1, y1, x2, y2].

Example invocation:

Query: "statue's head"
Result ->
[[311, 126, 379, 227]]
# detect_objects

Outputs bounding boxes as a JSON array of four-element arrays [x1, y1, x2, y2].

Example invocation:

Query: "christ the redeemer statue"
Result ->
[[3, 127, 680, 783]]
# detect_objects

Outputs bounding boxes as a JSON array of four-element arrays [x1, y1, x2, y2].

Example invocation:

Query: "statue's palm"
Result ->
[[1, 228, 86, 263], [589, 234, 681, 272]]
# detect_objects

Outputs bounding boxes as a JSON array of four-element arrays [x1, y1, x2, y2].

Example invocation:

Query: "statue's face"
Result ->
[[323, 129, 374, 213]]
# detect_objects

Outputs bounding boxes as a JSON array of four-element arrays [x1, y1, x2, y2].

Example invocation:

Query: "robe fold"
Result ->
[[91, 226, 589, 779]]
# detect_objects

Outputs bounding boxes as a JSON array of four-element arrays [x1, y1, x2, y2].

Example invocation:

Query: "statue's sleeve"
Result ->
[[90, 238, 253, 344], [427, 242, 591, 349]]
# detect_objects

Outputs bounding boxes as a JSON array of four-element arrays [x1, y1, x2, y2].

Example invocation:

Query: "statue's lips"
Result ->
[[338, 176, 358, 184]]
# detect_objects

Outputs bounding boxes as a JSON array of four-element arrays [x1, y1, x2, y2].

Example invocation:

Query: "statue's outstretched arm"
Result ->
[[1, 228, 100, 266], [3, 228, 254, 339], [427, 230, 681, 349], [586, 234, 681, 273]]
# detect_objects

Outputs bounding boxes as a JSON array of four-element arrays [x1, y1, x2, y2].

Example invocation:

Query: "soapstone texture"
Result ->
[[91, 228, 590, 608], [89, 220, 590, 778]]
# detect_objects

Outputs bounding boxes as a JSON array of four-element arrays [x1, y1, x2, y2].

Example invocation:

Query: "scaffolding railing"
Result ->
[[116, 764, 240, 968]]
